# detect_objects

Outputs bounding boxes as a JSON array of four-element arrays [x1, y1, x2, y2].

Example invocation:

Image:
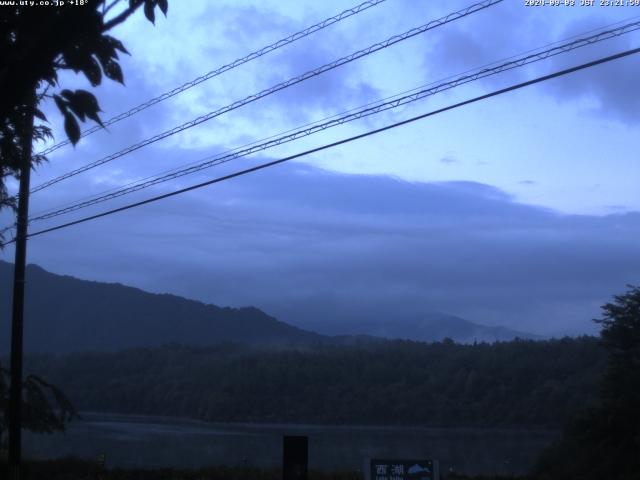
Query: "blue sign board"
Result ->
[[370, 459, 439, 480]]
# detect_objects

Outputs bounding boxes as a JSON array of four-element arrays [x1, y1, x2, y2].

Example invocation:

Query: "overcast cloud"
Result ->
[[4, 162, 638, 337], [2, 0, 639, 339]]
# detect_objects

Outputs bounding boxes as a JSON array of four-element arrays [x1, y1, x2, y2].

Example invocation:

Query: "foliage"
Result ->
[[0, 457, 361, 480], [535, 286, 640, 480], [0, 0, 168, 216], [0, 457, 533, 479], [26, 337, 605, 428], [597, 285, 640, 412], [0, 362, 78, 452], [0, 458, 529, 479], [0, 0, 170, 459]]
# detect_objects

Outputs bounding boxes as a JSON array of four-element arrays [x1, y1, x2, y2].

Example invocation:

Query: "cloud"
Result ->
[[6, 162, 639, 338], [424, 1, 538, 86], [440, 156, 457, 165], [544, 16, 640, 125], [5, 1, 639, 343], [422, 1, 640, 124]]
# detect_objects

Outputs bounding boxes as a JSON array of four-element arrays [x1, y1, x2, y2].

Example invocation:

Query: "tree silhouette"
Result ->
[[0, 0, 170, 466], [0, 362, 77, 455], [597, 285, 640, 414], [536, 285, 640, 479], [0, 0, 168, 215]]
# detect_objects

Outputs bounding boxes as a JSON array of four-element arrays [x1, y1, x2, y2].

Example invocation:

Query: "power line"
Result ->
[[36, 0, 389, 157], [29, 0, 502, 194], [0, 225, 15, 239], [25, 20, 640, 224], [3, 46, 637, 247], [30, 13, 640, 221]]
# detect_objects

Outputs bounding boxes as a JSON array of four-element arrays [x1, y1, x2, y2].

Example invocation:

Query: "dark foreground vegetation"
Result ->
[[25, 336, 603, 428], [1, 287, 638, 479], [533, 287, 640, 480], [0, 457, 522, 480], [0, 458, 350, 480]]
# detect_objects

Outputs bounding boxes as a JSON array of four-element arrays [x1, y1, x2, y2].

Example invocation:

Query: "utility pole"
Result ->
[[8, 89, 35, 480]]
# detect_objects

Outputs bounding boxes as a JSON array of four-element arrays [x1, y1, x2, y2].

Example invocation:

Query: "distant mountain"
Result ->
[[0, 261, 538, 353], [0, 261, 325, 354], [359, 313, 541, 343]]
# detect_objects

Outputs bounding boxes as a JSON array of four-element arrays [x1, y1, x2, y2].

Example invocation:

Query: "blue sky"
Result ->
[[2, 0, 640, 336]]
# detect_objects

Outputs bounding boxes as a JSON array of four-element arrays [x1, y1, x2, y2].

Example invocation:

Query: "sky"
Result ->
[[2, 0, 640, 337]]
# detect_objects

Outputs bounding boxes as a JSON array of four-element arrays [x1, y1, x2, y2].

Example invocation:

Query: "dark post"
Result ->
[[8, 92, 35, 480], [283, 435, 308, 480]]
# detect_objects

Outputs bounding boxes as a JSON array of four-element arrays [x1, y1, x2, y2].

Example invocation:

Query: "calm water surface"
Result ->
[[23, 412, 559, 475]]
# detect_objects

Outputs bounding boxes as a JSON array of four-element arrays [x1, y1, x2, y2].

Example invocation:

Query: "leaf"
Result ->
[[34, 108, 47, 122], [68, 89, 104, 127], [94, 37, 119, 66], [32, 154, 48, 165], [104, 35, 129, 55], [62, 48, 84, 74], [67, 104, 86, 122], [85, 110, 104, 127], [53, 94, 68, 114], [103, 59, 124, 84], [73, 90, 101, 113], [144, 0, 155, 24], [44, 71, 58, 86], [20, 374, 77, 435], [81, 56, 102, 87], [33, 125, 53, 143], [157, 0, 168, 15], [63, 112, 81, 146]]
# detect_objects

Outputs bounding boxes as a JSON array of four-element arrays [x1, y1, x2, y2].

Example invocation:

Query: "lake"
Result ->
[[23, 412, 558, 475]]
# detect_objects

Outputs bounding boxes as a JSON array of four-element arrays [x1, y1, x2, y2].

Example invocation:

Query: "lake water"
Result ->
[[23, 412, 559, 475]]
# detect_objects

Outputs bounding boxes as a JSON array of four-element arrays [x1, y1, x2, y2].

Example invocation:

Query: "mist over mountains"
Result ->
[[0, 261, 536, 353]]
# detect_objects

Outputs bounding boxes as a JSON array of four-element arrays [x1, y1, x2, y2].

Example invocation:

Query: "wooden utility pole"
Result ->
[[8, 90, 35, 480]]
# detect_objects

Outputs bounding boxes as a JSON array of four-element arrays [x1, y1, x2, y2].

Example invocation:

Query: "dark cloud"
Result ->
[[424, 1, 537, 86], [258, 33, 380, 124], [4, 2, 638, 342], [423, 2, 640, 124], [5, 163, 638, 338], [545, 16, 640, 125]]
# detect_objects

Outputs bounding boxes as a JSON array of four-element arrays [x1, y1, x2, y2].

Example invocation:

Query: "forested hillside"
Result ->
[[25, 336, 604, 427], [0, 262, 324, 353], [0, 262, 534, 353]]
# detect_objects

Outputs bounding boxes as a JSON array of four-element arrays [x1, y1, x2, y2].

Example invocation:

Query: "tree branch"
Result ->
[[102, 1, 143, 32], [36, 83, 51, 103], [103, 0, 121, 16]]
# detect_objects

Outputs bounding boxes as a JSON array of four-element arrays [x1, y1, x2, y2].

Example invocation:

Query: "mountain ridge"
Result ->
[[0, 261, 325, 353], [0, 261, 537, 353]]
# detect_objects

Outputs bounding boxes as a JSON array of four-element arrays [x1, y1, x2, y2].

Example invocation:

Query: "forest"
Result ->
[[3, 284, 640, 480], [23, 336, 604, 428]]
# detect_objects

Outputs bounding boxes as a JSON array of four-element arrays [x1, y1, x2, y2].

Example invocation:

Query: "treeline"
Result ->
[[25, 337, 604, 428]]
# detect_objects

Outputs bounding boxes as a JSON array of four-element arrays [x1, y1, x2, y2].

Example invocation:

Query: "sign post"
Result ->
[[283, 435, 308, 480]]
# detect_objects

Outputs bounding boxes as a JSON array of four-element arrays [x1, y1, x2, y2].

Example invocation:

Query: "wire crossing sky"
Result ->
[[4, 45, 637, 247], [29, 0, 502, 194], [3, 0, 640, 338], [23, 19, 640, 226], [36, 0, 389, 157]]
